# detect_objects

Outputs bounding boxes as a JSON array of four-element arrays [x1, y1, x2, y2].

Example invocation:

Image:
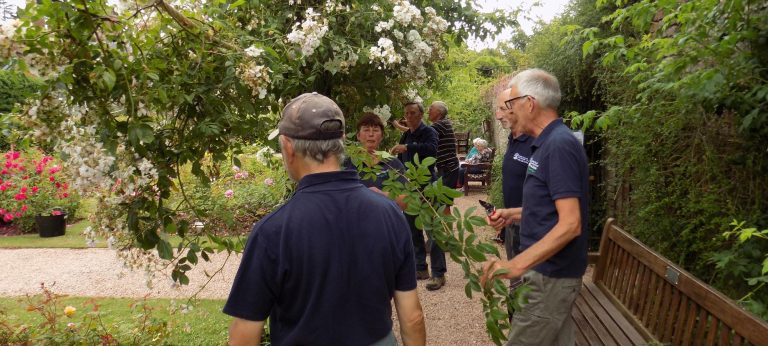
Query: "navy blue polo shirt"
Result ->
[[223, 170, 416, 345], [502, 134, 532, 209], [520, 119, 590, 278], [398, 122, 438, 180], [343, 157, 408, 189]]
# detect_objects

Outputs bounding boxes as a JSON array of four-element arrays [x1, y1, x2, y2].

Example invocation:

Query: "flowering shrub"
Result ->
[[0, 150, 78, 232], [176, 150, 291, 236], [0, 284, 169, 345]]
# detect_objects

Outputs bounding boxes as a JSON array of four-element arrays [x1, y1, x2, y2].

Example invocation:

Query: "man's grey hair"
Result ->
[[507, 69, 561, 110], [404, 101, 424, 114], [430, 101, 448, 118], [285, 137, 345, 164]]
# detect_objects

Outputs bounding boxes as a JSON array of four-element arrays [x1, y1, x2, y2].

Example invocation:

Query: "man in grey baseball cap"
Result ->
[[225, 92, 426, 346]]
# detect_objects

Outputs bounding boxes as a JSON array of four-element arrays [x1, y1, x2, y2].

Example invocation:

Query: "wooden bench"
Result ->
[[455, 130, 470, 157], [462, 147, 495, 196], [573, 218, 768, 345]]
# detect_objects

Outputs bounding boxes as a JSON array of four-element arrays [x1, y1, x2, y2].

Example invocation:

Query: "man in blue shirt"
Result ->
[[225, 93, 426, 346], [482, 70, 590, 345], [390, 102, 447, 291], [495, 88, 533, 261]]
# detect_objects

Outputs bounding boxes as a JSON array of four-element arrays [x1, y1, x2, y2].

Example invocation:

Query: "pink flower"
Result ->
[[224, 189, 234, 198], [49, 176, 55, 182], [14, 193, 26, 201], [49, 166, 61, 174], [264, 178, 274, 186], [31, 186, 39, 193], [52, 210, 63, 216], [3, 213, 12, 222], [20, 186, 27, 193], [21, 205, 28, 212]]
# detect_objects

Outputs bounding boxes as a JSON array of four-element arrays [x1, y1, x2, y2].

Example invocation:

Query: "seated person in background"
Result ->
[[458, 138, 492, 188], [464, 137, 483, 161], [347, 112, 408, 210]]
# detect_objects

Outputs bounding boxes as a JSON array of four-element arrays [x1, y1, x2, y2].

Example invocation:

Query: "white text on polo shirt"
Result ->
[[513, 153, 529, 165], [527, 159, 539, 174]]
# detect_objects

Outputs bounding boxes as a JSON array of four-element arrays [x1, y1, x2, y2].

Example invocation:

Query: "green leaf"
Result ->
[[102, 69, 116, 91], [157, 239, 173, 260], [128, 123, 155, 145], [187, 249, 198, 265], [465, 247, 487, 262]]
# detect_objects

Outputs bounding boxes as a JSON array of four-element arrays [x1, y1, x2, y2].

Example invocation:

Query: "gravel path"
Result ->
[[0, 193, 498, 345]]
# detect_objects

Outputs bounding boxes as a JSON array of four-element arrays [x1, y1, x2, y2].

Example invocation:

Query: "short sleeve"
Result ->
[[547, 141, 585, 201], [223, 227, 279, 321]]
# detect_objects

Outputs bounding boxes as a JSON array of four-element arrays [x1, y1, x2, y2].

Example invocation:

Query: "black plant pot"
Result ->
[[36, 214, 66, 238]]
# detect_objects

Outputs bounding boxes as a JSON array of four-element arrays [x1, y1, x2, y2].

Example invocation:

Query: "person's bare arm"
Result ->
[[481, 198, 581, 287], [393, 289, 426, 346], [228, 318, 265, 346], [368, 186, 408, 210]]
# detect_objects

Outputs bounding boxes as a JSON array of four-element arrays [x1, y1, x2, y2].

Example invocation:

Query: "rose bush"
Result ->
[[0, 149, 78, 232], [174, 147, 291, 236]]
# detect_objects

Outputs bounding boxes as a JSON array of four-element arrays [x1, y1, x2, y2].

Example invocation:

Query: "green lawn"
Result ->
[[0, 295, 230, 345], [0, 222, 97, 248], [0, 222, 201, 249]]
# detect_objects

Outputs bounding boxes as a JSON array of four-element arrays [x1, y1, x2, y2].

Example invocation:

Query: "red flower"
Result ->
[[31, 186, 39, 193], [49, 176, 55, 182], [62, 192, 69, 198], [20, 186, 28, 193], [14, 193, 27, 201], [21, 205, 28, 212]]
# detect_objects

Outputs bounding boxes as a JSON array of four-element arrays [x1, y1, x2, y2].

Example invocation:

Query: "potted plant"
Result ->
[[0, 150, 77, 236]]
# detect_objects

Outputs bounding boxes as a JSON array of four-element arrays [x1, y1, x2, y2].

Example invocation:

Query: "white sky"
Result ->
[[2, 0, 569, 50], [467, 0, 570, 50]]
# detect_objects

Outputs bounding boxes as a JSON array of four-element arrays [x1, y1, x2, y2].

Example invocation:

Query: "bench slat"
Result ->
[[579, 284, 626, 345], [705, 315, 719, 346], [662, 285, 681, 341], [733, 333, 743, 346], [572, 299, 604, 346], [672, 294, 689, 346], [682, 301, 699, 346], [633, 265, 650, 321], [582, 282, 646, 345], [653, 281, 673, 337], [573, 316, 589, 346], [694, 308, 709, 345], [574, 295, 618, 345]]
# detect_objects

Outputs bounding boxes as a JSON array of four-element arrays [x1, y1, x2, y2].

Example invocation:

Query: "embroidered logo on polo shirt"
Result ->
[[513, 153, 529, 165], [527, 159, 539, 174]]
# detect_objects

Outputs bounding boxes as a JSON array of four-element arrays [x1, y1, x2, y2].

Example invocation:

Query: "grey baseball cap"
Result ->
[[278, 92, 345, 140]]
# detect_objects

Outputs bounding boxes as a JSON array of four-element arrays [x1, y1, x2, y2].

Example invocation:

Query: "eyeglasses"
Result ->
[[504, 95, 534, 109]]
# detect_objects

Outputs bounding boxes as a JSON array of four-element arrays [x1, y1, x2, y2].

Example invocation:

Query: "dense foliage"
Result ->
[[514, 0, 768, 318]]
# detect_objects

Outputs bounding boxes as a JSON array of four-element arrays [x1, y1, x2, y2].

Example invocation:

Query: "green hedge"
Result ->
[[0, 70, 40, 113]]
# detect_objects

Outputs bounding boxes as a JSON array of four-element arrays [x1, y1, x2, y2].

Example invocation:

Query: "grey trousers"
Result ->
[[506, 271, 582, 346], [371, 331, 397, 346]]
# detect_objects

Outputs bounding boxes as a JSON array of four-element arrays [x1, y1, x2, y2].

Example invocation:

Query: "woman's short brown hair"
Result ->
[[356, 112, 385, 132]]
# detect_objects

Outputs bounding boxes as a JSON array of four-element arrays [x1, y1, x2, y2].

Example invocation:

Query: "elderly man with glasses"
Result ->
[[482, 69, 590, 346]]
